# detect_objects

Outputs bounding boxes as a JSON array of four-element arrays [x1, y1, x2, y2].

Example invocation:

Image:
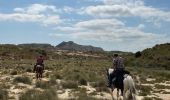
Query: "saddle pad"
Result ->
[[36, 65, 42, 68]]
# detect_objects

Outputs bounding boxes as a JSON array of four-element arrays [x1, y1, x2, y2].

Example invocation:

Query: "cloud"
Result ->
[[53, 18, 169, 51], [14, 4, 58, 14], [75, 19, 125, 30], [84, 0, 170, 23], [103, 0, 144, 6], [0, 4, 61, 26], [56, 18, 163, 41]]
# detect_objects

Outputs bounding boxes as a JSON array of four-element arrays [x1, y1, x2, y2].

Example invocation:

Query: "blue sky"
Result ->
[[0, 0, 170, 52]]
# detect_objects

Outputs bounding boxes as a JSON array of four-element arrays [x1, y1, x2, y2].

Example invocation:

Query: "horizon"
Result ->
[[1, 41, 168, 53], [0, 0, 170, 52]]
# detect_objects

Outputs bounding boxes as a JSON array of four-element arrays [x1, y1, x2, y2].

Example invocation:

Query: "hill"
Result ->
[[18, 43, 55, 50], [134, 43, 170, 69], [56, 41, 104, 52]]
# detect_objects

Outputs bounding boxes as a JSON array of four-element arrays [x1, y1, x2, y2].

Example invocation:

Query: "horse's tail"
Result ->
[[128, 76, 137, 100], [128, 76, 136, 94]]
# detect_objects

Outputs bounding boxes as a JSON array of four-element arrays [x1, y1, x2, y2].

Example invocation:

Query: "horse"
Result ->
[[106, 68, 136, 100], [34, 65, 44, 80]]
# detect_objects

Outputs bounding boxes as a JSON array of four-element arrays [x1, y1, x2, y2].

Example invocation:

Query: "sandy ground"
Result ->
[[1, 72, 170, 100]]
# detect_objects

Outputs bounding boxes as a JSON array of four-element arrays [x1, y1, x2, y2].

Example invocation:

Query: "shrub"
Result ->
[[61, 81, 78, 89], [13, 76, 31, 84], [36, 81, 50, 89], [0, 89, 8, 100], [142, 97, 153, 100], [78, 78, 87, 86], [49, 77, 57, 85], [137, 85, 152, 96], [135, 51, 142, 58], [26, 68, 32, 72], [10, 70, 17, 75], [90, 81, 105, 88], [19, 89, 58, 100]]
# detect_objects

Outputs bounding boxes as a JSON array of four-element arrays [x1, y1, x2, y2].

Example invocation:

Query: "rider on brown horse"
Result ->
[[33, 55, 44, 73]]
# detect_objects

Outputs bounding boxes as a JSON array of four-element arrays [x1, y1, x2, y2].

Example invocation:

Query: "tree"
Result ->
[[135, 51, 142, 58]]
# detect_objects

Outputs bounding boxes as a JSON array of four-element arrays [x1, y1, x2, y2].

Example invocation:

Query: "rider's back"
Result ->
[[36, 56, 44, 65], [113, 56, 124, 69]]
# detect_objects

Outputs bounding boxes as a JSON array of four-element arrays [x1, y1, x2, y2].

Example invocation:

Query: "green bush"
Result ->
[[135, 51, 142, 58], [49, 77, 57, 85], [90, 81, 105, 88], [137, 85, 152, 96], [36, 81, 50, 89], [26, 68, 32, 72], [19, 89, 58, 100], [78, 78, 87, 86], [13, 76, 31, 84], [0, 89, 8, 100], [10, 70, 17, 75], [61, 81, 78, 89]]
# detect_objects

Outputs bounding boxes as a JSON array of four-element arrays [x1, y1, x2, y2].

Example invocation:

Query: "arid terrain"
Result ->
[[0, 43, 170, 100]]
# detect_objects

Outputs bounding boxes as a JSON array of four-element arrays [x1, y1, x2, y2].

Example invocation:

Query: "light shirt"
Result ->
[[113, 56, 124, 69]]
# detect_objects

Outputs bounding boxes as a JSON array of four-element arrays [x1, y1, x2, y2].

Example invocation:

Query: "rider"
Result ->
[[33, 55, 44, 72], [107, 53, 124, 87]]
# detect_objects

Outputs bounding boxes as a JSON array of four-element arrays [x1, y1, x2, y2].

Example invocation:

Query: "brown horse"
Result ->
[[34, 65, 44, 80]]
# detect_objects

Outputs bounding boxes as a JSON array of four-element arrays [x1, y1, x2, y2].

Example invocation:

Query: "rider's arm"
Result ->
[[112, 58, 116, 69]]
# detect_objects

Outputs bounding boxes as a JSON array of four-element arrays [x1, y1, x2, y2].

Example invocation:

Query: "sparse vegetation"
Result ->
[[61, 81, 78, 89], [0, 43, 170, 99], [19, 89, 58, 100], [0, 89, 8, 100], [36, 81, 50, 89], [13, 76, 31, 84], [10, 70, 17, 75]]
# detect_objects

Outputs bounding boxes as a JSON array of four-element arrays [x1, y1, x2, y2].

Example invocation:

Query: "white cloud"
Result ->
[[84, 0, 170, 23], [103, 0, 144, 6], [0, 4, 61, 26], [53, 18, 169, 51], [56, 19, 163, 41], [75, 19, 124, 30], [14, 4, 58, 14]]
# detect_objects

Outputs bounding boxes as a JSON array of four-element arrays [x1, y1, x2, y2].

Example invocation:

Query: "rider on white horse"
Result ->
[[107, 53, 125, 88]]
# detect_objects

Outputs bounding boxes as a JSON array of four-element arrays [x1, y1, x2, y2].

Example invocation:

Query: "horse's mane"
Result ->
[[108, 68, 114, 75]]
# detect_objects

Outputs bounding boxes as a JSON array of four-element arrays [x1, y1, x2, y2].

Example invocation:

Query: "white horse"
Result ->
[[107, 68, 137, 100]]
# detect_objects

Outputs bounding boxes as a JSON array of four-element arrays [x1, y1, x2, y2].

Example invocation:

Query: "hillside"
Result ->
[[18, 43, 55, 50], [56, 41, 104, 52], [134, 43, 170, 69]]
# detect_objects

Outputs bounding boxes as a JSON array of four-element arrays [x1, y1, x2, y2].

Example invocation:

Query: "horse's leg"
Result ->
[[117, 89, 119, 100], [36, 73, 38, 80], [109, 88, 114, 100]]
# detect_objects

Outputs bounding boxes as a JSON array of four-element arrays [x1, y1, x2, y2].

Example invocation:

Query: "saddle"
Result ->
[[36, 65, 42, 68]]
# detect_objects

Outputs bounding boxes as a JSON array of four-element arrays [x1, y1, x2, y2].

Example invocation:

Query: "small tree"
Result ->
[[135, 51, 142, 58]]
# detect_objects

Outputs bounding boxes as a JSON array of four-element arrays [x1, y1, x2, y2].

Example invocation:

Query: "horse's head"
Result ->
[[106, 68, 114, 75]]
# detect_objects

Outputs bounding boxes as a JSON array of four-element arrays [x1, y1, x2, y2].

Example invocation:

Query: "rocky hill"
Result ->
[[56, 41, 104, 52], [135, 43, 170, 69]]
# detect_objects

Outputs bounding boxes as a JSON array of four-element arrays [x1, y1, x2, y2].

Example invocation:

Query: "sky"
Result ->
[[0, 0, 170, 52]]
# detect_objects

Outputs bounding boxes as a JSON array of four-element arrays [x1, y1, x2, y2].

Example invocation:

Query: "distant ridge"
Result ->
[[56, 41, 104, 52], [17, 41, 104, 52], [18, 43, 55, 49]]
